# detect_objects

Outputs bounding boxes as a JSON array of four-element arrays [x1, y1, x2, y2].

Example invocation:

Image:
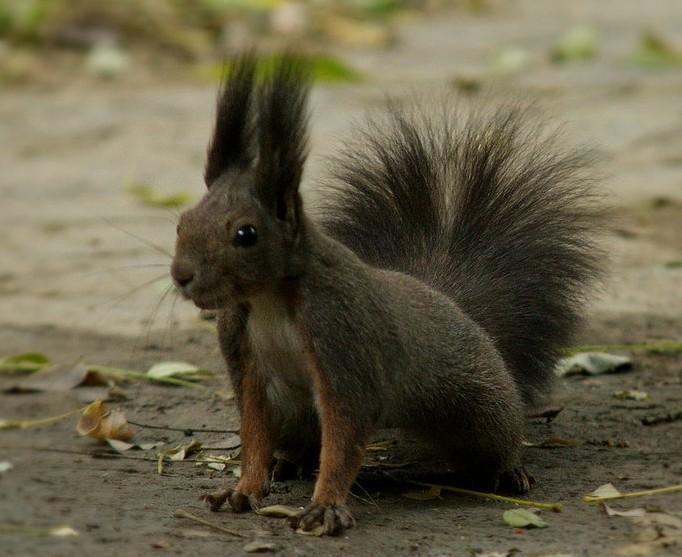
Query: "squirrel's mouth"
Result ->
[[179, 286, 232, 310]]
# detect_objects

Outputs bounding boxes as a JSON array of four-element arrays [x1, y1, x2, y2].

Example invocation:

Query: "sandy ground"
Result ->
[[1, 1, 681, 556]]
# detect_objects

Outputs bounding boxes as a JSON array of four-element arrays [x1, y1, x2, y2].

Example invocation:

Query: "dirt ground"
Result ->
[[1, 1, 681, 556]]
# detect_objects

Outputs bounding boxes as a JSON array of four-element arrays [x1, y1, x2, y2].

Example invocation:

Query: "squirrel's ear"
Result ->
[[255, 54, 311, 225], [205, 53, 258, 186]]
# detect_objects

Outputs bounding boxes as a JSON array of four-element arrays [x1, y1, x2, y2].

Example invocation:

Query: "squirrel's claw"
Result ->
[[201, 488, 231, 512], [290, 503, 355, 536], [499, 466, 536, 494], [201, 488, 263, 513]]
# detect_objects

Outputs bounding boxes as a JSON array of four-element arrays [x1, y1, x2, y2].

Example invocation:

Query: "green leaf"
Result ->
[[198, 53, 362, 84], [550, 26, 599, 63], [630, 31, 682, 69], [127, 181, 192, 209], [146, 361, 214, 381], [0, 352, 48, 375], [502, 508, 548, 528], [586, 483, 622, 499]]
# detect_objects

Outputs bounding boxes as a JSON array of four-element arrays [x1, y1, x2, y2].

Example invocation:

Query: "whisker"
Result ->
[[103, 218, 174, 259]]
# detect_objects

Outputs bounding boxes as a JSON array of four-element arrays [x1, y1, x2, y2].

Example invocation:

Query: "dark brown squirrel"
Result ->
[[170, 53, 603, 535]]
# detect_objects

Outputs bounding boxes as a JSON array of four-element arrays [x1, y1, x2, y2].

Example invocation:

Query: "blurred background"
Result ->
[[0, 0, 681, 360], [1, 3, 681, 555]]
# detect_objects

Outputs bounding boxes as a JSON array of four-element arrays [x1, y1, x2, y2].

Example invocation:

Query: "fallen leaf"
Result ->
[[0, 524, 79, 537], [551, 25, 599, 63], [76, 400, 134, 442], [0, 461, 13, 474], [0, 352, 49, 375], [555, 352, 632, 377], [3, 363, 110, 394], [402, 485, 442, 501], [257, 505, 300, 519], [296, 525, 325, 536], [630, 30, 682, 68], [587, 483, 623, 499], [243, 540, 277, 553], [50, 526, 79, 537], [502, 509, 548, 528], [107, 439, 163, 453], [614, 390, 649, 401], [206, 462, 226, 472], [603, 503, 646, 517], [152, 540, 172, 549], [492, 46, 531, 75], [147, 362, 214, 382], [157, 439, 202, 474], [127, 182, 192, 209]]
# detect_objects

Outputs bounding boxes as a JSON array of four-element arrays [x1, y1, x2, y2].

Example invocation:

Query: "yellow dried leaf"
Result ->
[[76, 400, 134, 441]]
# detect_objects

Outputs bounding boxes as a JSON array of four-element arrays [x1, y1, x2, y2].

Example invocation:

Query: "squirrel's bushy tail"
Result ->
[[320, 105, 603, 405]]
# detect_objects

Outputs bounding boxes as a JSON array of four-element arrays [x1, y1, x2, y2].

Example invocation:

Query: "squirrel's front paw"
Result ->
[[201, 486, 265, 513], [289, 503, 355, 536]]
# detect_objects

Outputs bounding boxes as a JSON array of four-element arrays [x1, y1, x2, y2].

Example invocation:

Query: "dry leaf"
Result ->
[[0, 461, 13, 474], [257, 505, 300, 518], [107, 439, 162, 453], [555, 352, 632, 377], [296, 525, 325, 536], [587, 483, 623, 499], [614, 390, 649, 401], [603, 503, 646, 517], [76, 400, 134, 442]]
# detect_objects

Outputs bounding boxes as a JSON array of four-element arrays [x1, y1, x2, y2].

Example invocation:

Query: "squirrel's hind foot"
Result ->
[[289, 503, 355, 536], [498, 466, 535, 494]]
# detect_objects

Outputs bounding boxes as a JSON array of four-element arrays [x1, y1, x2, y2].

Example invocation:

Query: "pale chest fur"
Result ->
[[245, 292, 315, 420]]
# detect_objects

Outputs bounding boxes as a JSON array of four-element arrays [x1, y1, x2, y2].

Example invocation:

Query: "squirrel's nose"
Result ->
[[171, 260, 195, 288]]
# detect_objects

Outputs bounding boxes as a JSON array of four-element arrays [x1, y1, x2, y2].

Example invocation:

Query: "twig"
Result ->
[[584, 484, 682, 503], [0, 406, 85, 430], [408, 480, 562, 512], [127, 420, 239, 434], [173, 509, 244, 537]]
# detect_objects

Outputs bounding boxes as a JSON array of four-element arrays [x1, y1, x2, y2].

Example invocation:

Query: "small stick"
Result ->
[[127, 420, 239, 434], [584, 484, 682, 503], [173, 509, 244, 537], [0, 406, 85, 430], [408, 480, 562, 512]]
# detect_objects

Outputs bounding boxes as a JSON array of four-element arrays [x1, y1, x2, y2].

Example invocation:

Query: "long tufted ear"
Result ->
[[255, 54, 311, 225], [204, 53, 258, 186]]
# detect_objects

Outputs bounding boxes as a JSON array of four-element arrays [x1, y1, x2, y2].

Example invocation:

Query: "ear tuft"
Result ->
[[205, 53, 258, 186], [256, 53, 311, 220]]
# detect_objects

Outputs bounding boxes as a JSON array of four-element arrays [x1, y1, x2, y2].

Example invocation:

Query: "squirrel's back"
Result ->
[[320, 104, 603, 406]]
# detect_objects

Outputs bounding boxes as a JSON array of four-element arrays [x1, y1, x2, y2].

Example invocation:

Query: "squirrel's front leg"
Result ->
[[204, 368, 275, 513], [290, 348, 369, 536]]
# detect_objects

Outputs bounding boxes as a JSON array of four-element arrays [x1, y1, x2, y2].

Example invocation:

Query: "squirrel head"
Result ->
[[171, 54, 310, 309]]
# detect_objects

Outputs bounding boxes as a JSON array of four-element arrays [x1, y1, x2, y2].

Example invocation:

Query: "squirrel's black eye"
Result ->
[[233, 224, 258, 247]]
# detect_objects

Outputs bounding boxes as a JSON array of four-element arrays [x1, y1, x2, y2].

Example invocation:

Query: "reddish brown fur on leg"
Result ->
[[235, 369, 275, 502], [292, 330, 368, 534]]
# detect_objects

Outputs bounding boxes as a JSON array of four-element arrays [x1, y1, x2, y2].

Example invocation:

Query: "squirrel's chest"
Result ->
[[246, 294, 314, 416]]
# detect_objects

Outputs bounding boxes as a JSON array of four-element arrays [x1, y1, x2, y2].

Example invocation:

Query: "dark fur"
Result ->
[[320, 107, 603, 405], [172, 55, 603, 535]]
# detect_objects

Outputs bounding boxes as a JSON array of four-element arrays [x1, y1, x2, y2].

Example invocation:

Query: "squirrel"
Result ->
[[170, 53, 602, 536]]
